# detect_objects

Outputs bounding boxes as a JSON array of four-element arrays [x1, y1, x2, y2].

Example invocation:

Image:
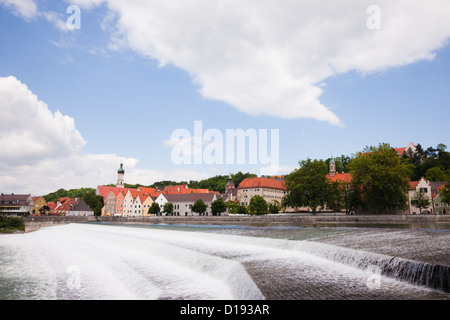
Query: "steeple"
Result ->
[[329, 158, 336, 177], [225, 173, 235, 190], [116, 163, 125, 188]]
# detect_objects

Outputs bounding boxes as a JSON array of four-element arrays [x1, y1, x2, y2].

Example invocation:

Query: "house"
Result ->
[[66, 199, 94, 216], [395, 142, 417, 157], [432, 183, 450, 214], [115, 191, 125, 216], [0, 193, 33, 217], [32, 196, 48, 215], [103, 191, 117, 216], [236, 177, 286, 207], [49, 197, 77, 215], [154, 193, 220, 216], [122, 190, 133, 216], [141, 195, 154, 216], [406, 177, 433, 214], [48, 198, 93, 216]]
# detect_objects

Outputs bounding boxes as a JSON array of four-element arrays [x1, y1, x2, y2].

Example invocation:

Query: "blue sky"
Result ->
[[1, 0, 449, 195]]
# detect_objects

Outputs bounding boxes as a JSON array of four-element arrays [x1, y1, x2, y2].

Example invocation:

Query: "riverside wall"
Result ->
[[24, 214, 450, 232]]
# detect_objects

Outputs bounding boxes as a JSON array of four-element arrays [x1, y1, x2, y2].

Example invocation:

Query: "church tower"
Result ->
[[329, 159, 336, 177], [116, 163, 125, 188], [225, 173, 235, 192]]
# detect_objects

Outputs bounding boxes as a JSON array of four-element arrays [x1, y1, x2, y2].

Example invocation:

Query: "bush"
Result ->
[[0, 217, 25, 232]]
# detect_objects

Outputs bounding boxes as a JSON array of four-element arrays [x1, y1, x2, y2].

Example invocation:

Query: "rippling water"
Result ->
[[1, 222, 449, 300]]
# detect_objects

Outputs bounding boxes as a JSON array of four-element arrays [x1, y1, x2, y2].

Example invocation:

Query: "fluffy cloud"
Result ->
[[68, 0, 450, 126], [0, 76, 86, 165], [0, 0, 37, 20], [0, 76, 211, 194]]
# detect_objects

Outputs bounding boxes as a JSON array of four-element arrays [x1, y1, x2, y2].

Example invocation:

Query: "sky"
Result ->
[[0, 0, 449, 195]]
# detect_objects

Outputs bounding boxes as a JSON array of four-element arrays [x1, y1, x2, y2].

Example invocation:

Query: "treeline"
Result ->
[[401, 143, 450, 181], [43, 187, 96, 202]]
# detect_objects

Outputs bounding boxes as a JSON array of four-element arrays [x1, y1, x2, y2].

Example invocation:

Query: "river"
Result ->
[[0, 222, 449, 300]]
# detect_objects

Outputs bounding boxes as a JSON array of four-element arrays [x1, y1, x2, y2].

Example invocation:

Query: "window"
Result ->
[[420, 188, 428, 193]]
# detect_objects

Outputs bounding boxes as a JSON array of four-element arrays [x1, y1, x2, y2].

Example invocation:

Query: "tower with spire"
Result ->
[[329, 159, 336, 178], [116, 163, 125, 188]]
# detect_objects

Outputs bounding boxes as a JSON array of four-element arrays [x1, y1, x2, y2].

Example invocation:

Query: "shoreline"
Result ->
[[22, 213, 450, 233]]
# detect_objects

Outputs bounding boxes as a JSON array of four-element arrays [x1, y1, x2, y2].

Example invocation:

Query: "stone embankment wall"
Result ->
[[99, 214, 450, 227], [24, 216, 97, 232], [24, 214, 450, 232]]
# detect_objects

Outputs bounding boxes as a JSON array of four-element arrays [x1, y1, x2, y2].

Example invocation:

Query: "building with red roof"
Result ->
[[236, 177, 286, 206]]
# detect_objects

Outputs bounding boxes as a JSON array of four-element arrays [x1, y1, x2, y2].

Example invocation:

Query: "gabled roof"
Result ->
[[68, 199, 93, 212], [431, 182, 447, 199], [0, 193, 32, 205], [50, 197, 78, 215], [409, 181, 420, 190], [97, 186, 129, 198], [238, 177, 286, 190]]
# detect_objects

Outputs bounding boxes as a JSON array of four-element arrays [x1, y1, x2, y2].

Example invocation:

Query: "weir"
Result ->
[[291, 241, 450, 293], [15, 218, 450, 298]]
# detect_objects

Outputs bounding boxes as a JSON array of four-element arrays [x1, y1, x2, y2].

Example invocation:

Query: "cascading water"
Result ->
[[0, 223, 449, 300]]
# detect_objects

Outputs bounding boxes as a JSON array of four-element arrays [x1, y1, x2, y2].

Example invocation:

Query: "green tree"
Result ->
[[248, 195, 268, 215], [411, 190, 431, 214], [163, 202, 174, 215], [211, 198, 227, 216], [226, 201, 240, 214], [232, 172, 258, 188], [237, 205, 248, 214], [192, 199, 207, 216], [148, 202, 161, 215], [348, 143, 413, 214], [425, 167, 446, 182], [268, 202, 279, 214], [440, 183, 450, 204], [82, 190, 104, 216], [282, 159, 330, 215]]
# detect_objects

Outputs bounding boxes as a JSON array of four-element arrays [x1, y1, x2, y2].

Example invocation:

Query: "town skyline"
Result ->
[[1, 1, 449, 195]]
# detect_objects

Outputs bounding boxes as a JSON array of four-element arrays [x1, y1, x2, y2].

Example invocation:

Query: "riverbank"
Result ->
[[22, 214, 450, 233]]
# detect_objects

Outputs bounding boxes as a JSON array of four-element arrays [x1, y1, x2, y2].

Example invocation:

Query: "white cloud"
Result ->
[[0, 76, 213, 195], [68, 0, 450, 126], [0, 0, 37, 20], [41, 11, 70, 32], [0, 76, 86, 165]]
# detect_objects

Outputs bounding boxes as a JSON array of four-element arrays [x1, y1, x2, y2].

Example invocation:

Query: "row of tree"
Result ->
[[282, 143, 450, 214]]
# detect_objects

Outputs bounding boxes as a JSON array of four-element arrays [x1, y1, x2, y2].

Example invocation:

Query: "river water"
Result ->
[[0, 222, 449, 300]]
